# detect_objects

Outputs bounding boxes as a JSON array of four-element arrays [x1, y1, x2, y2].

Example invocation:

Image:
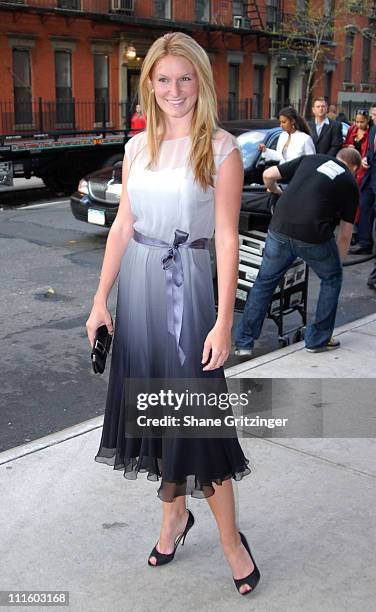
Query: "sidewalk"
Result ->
[[1, 315, 375, 612], [226, 312, 376, 379]]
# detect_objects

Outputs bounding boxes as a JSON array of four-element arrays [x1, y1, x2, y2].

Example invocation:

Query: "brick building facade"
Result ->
[[0, 0, 375, 134]]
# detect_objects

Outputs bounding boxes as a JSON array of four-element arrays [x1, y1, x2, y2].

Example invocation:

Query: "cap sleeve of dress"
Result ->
[[213, 128, 241, 169], [124, 131, 145, 167]]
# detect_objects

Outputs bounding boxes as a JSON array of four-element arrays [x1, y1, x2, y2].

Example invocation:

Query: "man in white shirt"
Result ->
[[315, 115, 329, 138]]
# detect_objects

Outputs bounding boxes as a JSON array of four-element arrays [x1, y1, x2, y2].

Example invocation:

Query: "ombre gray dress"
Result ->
[[94, 128, 251, 502]]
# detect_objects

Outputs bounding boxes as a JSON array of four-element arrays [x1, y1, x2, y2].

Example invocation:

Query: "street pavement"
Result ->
[[1, 313, 375, 612], [1, 200, 376, 451]]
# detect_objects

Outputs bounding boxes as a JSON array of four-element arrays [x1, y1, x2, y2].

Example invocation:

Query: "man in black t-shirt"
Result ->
[[234, 148, 361, 354]]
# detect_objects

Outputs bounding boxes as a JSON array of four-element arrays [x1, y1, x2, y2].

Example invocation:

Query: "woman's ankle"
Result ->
[[162, 507, 188, 524], [220, 530, 241, 550]]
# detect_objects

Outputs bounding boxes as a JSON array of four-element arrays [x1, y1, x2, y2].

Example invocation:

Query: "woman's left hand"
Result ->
[[201, 322, 232, 371]]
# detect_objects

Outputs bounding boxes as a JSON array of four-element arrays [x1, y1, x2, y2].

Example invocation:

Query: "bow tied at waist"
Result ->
[[133, 228, 209, 365]]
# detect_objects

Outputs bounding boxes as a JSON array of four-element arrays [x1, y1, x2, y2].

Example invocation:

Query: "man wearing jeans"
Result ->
[[234, 148, 361, 356]]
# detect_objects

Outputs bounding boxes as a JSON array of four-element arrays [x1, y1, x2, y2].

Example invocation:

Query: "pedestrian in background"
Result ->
[[336, 107, 349, 124], [129, 103, 147, 135], [327, 104, 337, 120], [309, 97, 343, 156], [258, 106, 315, 163], [351, 104, 376, 255], [234, 148, 361, 356], [343, 109, 371, 236], [358, 105, 376, 287]]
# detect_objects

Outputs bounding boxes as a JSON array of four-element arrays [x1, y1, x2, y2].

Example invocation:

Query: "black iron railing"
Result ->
[[1, 97, 280, 136], [0, 98, 137, 135], [4, 96, 349, 136]]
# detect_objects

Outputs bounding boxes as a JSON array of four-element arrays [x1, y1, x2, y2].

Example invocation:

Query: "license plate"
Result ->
[[88, 208, 106, 226]]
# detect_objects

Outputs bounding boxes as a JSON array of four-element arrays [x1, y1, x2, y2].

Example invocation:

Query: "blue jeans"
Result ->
[[234, 230, 343, 350], [358, 184, 376, 249]]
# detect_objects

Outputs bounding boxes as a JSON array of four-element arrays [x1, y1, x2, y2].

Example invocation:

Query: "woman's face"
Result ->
[[279, 115, 293, 133], [355, 114, 368, 130], [150, 54, 198, 121]]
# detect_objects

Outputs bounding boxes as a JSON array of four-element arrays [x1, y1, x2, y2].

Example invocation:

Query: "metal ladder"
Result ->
[[246, 1, 264, 30]]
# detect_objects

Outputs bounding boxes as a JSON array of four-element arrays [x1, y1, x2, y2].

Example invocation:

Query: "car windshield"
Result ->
[[236, 130, 270, 169]]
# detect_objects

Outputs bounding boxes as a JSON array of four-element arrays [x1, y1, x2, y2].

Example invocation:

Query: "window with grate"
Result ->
[[344, 30, 355, 82], [13, 49, 32, 125], [94, 54, 110, 124], [361, 35, 371, 83]]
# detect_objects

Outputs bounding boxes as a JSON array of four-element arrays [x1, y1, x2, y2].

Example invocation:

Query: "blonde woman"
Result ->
[[86, 32, 259, 596]]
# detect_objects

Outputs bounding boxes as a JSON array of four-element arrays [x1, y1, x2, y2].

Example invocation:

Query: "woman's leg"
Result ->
[[206, 480, 254, 594], [148, 494, 189, 565]]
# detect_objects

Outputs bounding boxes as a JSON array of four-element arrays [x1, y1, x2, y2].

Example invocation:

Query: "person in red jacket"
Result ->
[[129, 103, 147, 135], [343, 109, 370, 231]]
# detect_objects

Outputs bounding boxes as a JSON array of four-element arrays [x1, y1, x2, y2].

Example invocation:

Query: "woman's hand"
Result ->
[[201, 322, 232, 371], [86, 299, 113, 348], [258, 143, 266, 153], [267, 185, 283, 196]]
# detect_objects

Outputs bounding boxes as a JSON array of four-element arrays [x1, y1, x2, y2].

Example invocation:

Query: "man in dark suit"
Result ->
[[353, 105, 376, 266], [309, 97, 343, 156]]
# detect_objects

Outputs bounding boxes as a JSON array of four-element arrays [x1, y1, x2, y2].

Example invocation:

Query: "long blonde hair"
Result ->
[[139, 32, 219, 191]]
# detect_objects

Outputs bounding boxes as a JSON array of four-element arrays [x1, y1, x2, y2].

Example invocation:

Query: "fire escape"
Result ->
[[245, 1, 264, 30], [214, 0, 265, 31]]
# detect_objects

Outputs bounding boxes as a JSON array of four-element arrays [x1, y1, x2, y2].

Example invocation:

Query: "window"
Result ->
[[228, 63, 239, 120], [269, 133, 280, 151], [296, 0, 309, 12], [324, 71, 333, 102], [361, 35, 371, 83], [266, 0, 279, 28], [324, 0, 334, 15], [155, 0, 172, 19], [195, 0, 210, 21], [344, 30, 355, 82], [233, 0, 246, 16], [55, 50, 72, 100], [323, 0, 334, 37], [253, 65, 264, 119], [57, 0, 80, 8], [55, 50, 73, 125], [94, 54, 109, 124], [12, 49, 32, 125]]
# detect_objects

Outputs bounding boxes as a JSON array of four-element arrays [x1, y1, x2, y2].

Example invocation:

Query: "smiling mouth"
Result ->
[[167, 99, 185, 106]]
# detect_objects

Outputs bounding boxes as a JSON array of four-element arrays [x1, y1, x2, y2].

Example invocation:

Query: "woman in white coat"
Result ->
[[259, 106, 315, 163]]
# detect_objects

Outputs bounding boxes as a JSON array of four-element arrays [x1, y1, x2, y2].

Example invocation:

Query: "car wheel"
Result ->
[[42, 176, 63, 194]]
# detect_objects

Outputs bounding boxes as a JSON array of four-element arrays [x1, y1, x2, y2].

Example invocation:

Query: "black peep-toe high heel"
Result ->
[[233, 531, 260, 596], [148, 509, 195, 567]]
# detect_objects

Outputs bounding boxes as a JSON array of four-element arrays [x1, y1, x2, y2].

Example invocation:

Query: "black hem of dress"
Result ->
[[94, 451, 252, 503]]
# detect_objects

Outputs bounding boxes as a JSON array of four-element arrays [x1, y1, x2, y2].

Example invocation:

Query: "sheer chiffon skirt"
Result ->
[[94, 240, 251, 502]]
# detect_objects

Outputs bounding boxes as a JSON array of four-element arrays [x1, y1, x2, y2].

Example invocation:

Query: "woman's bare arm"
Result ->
[[93, 155, 135, 304], [202, 147, 243, 370], [86, 153, 135, 345]]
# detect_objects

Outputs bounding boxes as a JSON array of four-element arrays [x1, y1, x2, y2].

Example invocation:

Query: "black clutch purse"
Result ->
[[91, 324, 113, 374]]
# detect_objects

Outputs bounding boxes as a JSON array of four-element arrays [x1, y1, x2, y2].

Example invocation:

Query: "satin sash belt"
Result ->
[[133, 228, 209, 366]]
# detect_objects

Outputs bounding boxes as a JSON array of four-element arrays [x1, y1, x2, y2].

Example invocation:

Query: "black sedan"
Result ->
[[70, 120, 282, 228]]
